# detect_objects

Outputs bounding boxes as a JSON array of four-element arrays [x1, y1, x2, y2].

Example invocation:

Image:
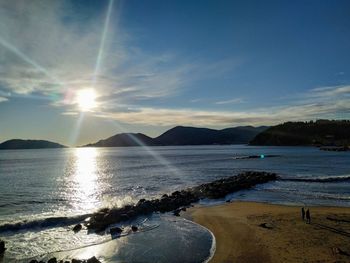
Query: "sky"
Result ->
[[0, 0, 349, 146]]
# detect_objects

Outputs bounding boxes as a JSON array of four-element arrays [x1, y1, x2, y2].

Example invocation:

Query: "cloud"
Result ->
[[214, 98, 244, 105], [89, 84, 350, 127], [0, 0, 202, 109], [309, 85, 350, 98], [0, 96, 8, 102], [189, 98, 205, 103]]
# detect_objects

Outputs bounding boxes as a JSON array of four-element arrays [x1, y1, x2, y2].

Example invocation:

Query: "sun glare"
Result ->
[[76, 89, 97, 111]]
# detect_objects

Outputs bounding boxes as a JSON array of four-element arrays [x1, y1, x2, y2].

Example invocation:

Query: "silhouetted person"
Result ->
[[306, 209, 311, 224], [301, 207, 305, 221]]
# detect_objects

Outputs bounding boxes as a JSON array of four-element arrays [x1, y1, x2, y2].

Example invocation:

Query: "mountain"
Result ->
[[84, 133, 158, 147], [154, 126, 268, 145], [0, 139, 66, 150], [250, 120, 350, 146], [85, 126, 268, 147]]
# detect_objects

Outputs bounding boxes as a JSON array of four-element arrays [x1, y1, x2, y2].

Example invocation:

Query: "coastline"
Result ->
[[185, 201, 350, 263]]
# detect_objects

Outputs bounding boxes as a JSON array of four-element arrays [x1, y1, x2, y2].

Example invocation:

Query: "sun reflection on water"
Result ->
[[73, 148, 100, 211]]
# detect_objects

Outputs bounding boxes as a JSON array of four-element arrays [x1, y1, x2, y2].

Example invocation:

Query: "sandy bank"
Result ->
[[187, 202, 350, 263]]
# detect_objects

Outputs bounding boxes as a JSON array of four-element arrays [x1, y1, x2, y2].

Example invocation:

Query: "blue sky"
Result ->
[[0, 0, 349, 146]]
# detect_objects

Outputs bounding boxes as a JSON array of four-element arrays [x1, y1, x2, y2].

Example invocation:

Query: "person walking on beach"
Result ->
[[306, 209, 311, 224], [301, 207, 305, 221]]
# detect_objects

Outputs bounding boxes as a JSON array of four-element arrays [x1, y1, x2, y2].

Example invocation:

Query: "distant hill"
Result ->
[[154, 126, 268, 146], [84, 126, 268, 147], [0, 139, 66, 150], [84, 133, 158, 147], [250, 120, 350, 146]]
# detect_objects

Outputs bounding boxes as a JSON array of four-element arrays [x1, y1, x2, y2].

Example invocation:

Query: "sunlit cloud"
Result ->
[[92, 84, 350, 127], [0, 96, 8, 102]]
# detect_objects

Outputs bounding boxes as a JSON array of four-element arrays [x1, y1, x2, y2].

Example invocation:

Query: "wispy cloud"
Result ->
[[309, 85, 350, 98], [88, 84, 350, 127], [0, 1, 202, 109], [214, 98, 244, 105]]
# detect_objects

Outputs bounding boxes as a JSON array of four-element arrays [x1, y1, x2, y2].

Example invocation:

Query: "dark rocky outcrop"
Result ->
[[85, 171, 278, 232], [0, 139, 66, 150]]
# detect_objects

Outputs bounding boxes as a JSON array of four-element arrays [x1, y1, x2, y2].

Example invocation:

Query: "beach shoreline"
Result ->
[[185, 201, 350, 263]]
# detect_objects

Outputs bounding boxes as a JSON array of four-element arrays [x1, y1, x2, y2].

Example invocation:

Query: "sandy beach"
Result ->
[[187, 202, 350, 263]]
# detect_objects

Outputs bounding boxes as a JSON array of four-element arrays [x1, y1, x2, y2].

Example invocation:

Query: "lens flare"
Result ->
[[76, 89, 97, 111]]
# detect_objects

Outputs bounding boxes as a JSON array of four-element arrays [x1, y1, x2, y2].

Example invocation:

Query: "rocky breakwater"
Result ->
[[86, 171, 278, 232]]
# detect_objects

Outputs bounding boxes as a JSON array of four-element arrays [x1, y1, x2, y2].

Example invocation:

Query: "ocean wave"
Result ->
[[0, 213, 92, 233], [264, 188, 350, 201], [0, 199, 66, 208], [281, 175, 350, 183]]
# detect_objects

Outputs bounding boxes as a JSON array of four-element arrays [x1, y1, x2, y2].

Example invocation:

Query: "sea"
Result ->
[[0, 145, 349, 262]]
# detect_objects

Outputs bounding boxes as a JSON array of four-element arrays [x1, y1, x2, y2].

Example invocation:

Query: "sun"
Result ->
[[76, 89, 97, 111]]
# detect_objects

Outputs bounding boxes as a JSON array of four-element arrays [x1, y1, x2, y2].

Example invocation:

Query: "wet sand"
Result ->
[[187, 201, 350, 263]]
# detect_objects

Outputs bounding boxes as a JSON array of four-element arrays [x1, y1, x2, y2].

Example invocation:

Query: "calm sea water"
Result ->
[[0, 145, 349, 261]]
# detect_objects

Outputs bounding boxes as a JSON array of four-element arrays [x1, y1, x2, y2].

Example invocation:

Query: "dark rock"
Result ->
[[120, 214, 129, 221], [48, 258, 57, 263], [98, 207, 110, 214], [135, 201, 153, 215], [73, 224, 82, 232], [124, 205, 133, 210], [110, 226, 123, 235], [87, 256, 101, 263], [126, 209, 136, 218], [0, 240, 5, 254], [137, 198, 146, 205], [173, 209, 181, 216], [131, 225, 138, 232], [72, 259, 84, 263], [259, 223, 273, 229], [171, 191, 181, 197], [29, 260, 38, 263]]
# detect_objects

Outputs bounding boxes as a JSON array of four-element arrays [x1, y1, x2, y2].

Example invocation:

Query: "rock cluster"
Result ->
[[29, 256, 101, 263], [85, 171, 278, 232]]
